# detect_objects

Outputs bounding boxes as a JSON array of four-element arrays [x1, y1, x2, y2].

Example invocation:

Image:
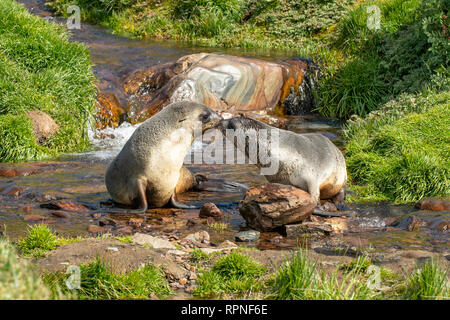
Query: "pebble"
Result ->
[[235, 230, 260, 242]]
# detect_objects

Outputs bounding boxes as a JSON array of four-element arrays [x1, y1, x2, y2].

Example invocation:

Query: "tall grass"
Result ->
[[0, 239, 56, 299], [269, 250, 377, 300], [44, 257, 172, 299], [404, 259, 449, 300], [0, 0, 96, 162]]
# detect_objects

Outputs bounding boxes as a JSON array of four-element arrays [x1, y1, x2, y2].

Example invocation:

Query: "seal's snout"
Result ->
[[201, 110, 223, 132]]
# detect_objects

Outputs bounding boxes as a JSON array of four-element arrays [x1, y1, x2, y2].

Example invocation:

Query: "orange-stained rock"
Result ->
[[40, 200, 89, 212], [95, 91, 126, 129], [0, 166, 38, 177], [238, 183, 316, 232], [416, 198, 450, 211], [122, 53, 319, 123]]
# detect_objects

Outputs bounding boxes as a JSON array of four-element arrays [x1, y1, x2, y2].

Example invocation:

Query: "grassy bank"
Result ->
[[0, 0, 96, 162], [2, 225, 449, 300], [0, 225, 450, 300]]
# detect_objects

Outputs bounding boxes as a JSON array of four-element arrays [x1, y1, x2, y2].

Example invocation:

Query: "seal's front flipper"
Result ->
[[168, 191, 199, 209]]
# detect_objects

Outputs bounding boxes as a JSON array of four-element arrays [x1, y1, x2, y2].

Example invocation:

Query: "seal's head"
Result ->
[[217, 115, 265, 134], [169, 101, 222, 134]]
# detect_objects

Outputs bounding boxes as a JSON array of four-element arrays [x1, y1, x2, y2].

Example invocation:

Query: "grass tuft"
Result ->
[[0, 239, 57, 299], [404, 259, 449, 300], [17, 224, 57, 258]]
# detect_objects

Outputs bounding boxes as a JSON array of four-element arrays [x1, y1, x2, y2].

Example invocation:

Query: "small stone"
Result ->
[[179, 278, 188, 285], [51, 211, 71, 218], [131, 233, 176, 249], [389, 215, 423, 231], [184, 231, 210, 243], [113, 225, 133, 235], [186, 219, 196, 227], [199, 203, 222, 219], [235, 230, 260, 242], [428, 220, 449, 231], [87, 225, 108, 234], [168, 250, 188, 256], [91, 213, 102, 219], [24, 215, 47, 222], [188, 272, 197, 281], [416, 198, 450, 211], [5, 186, 26, 198], [40, 200, 88, 212], [217, 240, 238, 249], [107, 247, 119, 252], [284, 222, 333, 238]]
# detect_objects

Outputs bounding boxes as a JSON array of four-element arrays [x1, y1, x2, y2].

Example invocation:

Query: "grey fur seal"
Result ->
[[105, 101, 222, 213], [218, 116, 347, 208]]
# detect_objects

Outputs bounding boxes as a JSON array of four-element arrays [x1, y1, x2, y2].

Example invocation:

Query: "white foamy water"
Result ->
[[77, 122, 211, 161]]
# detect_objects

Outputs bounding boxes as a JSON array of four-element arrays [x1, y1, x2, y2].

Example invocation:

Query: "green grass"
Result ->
[[0, 0, 96, 162], [405, 259, 449, 300], [194, 250, 267, 298], [17, 224, 58, 258], [0, 239, 58, 299], [345, 84, 450, 203], [44, 257, 172, 299]]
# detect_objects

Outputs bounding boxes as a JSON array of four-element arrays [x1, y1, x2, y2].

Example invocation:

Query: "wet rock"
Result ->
[[24, 214, 48, 222], [235, 230, 260, 242], [40, 200, 88, 212], [95, 91, 125, 129], [319, 200, 338, 212], [131, 233, 176, 249], [186, 219, 196, 228], [123, 53, 319, 122], [184, 231, 210, 243], [238, 183, 315, 232], [99, 218, 117, 227], [26, 110, 59, 144], [87, 225, 108, 234], [163, 262, 187, 281], [0, 166, 37, 177], [113, 225, 134, 235], [50, 211, 71, 218], [199, 203, 222, 219], [285, 222, 333, 238], [428, 220, 449, 231], [218, 240, 238, 249], [389, 215, 424, 231], [5, 186, 26, 198], [416, 198, 450, 211]]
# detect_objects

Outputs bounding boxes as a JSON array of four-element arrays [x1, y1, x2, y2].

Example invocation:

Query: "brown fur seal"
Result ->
[[105, 101, 222, 213], [217, 116, 347, 208]]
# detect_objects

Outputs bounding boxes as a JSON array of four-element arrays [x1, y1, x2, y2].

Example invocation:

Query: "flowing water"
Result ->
[[2, 1, 448, 254]]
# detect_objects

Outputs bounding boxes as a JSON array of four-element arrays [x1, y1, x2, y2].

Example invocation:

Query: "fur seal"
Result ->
[[105, 101, 222, 213], [217, 116, 347, 208]]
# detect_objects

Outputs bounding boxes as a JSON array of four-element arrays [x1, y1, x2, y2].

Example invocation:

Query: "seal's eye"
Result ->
[[200, 112, 210, 123]]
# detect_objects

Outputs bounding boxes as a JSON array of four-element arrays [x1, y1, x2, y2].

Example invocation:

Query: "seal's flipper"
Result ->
[[332, 187, 346, 211], [136, 179, 149, 221], [168, 191, 199, 209]]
